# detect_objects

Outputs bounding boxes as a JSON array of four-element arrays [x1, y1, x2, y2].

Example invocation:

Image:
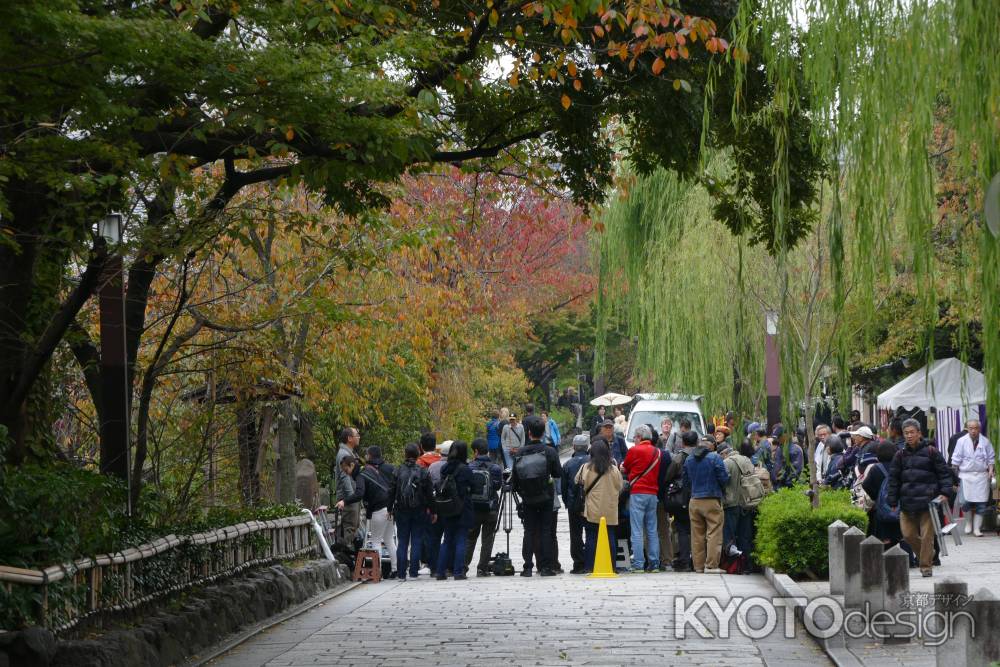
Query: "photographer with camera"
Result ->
[[465, 438, 503, 576], [511, 415, 562, 576]]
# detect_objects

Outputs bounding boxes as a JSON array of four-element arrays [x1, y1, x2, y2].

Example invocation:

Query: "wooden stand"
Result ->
[[353, 549, 381, 582]]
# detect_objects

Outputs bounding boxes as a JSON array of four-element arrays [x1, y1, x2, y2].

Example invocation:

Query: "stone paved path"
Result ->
[[211, 451, 832, 667]]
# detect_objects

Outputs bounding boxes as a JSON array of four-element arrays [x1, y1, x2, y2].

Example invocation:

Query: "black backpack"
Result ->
[[434, 472, 463, 518], [514, 451, 551, 506], [662, 451, 689, 513], [396, 464, 427, 511], [469, 464, 494, 512]]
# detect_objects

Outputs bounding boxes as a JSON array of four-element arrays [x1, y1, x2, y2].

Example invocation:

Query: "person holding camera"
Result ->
[[511, 415, 562, 576]]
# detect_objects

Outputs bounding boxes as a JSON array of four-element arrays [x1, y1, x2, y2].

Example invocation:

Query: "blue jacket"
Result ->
[[771, 442, 804, 488], [611, 434, 628, 465], [561, 450, 590, 507], [682, 446, 729, 499], [545, 418, 562, 448], [486, 418, 502, 451]]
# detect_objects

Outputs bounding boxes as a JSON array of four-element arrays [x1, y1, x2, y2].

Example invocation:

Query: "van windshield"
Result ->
[[627, 411, 704, 443]]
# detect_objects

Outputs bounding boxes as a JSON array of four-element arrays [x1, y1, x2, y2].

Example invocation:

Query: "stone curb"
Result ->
[[764, 567, 862, 667], [183, 579, 363, 667]]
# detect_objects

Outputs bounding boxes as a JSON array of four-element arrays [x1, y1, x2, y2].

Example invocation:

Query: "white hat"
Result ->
[[438, 440, 453, 455], [848, 426, 875, 440]]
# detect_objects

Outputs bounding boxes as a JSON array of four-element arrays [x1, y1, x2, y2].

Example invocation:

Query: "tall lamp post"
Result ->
[[764, 309, 781, 430], [98, 213, 131, 514]]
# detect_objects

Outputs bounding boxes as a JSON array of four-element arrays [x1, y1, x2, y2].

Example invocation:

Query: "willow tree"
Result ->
[[730, 0, 1000, 453]]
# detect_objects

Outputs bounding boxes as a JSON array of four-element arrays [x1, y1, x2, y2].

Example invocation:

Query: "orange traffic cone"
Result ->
[[588, 516, 617, 579]]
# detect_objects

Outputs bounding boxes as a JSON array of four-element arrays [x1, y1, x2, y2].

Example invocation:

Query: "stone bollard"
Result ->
[[934, 580, 969, 667], [859, 536, 885, 613], [828, 520, 849, 595], [295, 458, 319, 509], [966, 587, 1000, 667], [882, 544, 910, 644], [842, 526, 865, 608]]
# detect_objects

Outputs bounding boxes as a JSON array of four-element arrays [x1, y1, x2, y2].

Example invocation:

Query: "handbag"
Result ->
[[571, 467, 606, 515]]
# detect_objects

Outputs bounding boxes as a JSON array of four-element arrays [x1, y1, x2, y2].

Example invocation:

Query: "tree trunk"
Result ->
[[237, 404, 261, 506], [275, 399, 297, 503]]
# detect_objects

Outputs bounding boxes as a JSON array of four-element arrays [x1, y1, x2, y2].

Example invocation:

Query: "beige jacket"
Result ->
[[575, 462, 624, 526]]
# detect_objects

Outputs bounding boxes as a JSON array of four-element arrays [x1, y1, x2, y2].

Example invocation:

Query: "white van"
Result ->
[[624, 394, 707, 447]]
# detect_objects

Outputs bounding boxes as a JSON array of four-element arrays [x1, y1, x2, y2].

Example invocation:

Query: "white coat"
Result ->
[[951, 434, 995, 503]]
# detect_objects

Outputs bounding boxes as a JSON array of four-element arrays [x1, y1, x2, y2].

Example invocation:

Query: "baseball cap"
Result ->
[[771, 424, 785, 438], [572, 434, 589, 449], [746, 421, 761, 436], [849, 425, 875, 440], [599, 418, 615, 428]]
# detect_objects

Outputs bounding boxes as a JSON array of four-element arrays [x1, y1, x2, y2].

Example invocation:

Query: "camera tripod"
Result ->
[[490, 478, 520, 575]]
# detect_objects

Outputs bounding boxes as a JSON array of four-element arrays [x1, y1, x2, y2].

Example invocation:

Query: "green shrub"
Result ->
[[754, 486, 868, 579]]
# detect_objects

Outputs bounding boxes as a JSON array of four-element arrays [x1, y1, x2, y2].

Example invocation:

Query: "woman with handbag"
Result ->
[[575, 441, 624, 573]]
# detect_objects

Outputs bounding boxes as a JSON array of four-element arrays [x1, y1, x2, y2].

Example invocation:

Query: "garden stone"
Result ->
[[966, 587, 1000, 667], [882, 544, 910, 644], [827, 520, 848, 595], [842, 526, 865, 608], [934, 580, 969, 667], [859, 536, 885, 613]]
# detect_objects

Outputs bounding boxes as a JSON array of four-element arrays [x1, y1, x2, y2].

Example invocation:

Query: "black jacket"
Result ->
[[353, 460, 396, 518], [511, 440, 562, 505], [886, 440, 953, 513]]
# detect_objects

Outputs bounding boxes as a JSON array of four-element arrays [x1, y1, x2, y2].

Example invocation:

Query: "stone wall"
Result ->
[[0, 559, 351, 667]]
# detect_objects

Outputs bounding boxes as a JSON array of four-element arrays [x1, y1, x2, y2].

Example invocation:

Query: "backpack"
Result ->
[[434, 472, 463, 518], [736, 456, 765, 509], [361, 465, 391, 509], [396, 464, 426, 511], [875, 463, 900, 523], [851, 464, 875, 511], [662, 451, 689, 513], [825, 453, 847, 489], [754, 463, 774, 495], [514, 451, 551, 506], [469, 465, 495, 512]]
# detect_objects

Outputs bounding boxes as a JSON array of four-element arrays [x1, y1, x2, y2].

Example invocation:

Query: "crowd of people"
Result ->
[[329, 405, 994, 581]]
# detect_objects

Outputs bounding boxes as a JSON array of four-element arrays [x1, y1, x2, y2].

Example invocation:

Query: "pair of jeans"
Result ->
[[422, 513, 444, 573], [465, 509, 499, 571], [584, 520, 617, 571], [629, 493, 659, 570], [568, 512, 587, 571], [689, 497, 724, 571], [550, 510, 561, 570], [394, 509, 424, 577], [437, 516, 468, 576], [521, 502, 553, 572]]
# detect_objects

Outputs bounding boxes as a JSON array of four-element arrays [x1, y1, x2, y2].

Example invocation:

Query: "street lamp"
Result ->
[[98, 212, 130, 514], [764, 309, 781, 431], [98, 213, 122, 245]]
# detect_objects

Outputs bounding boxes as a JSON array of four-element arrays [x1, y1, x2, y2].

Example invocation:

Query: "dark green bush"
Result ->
[[754, 486, 868, 579]]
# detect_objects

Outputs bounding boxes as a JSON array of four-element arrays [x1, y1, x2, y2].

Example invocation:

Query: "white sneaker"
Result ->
[[973, 514, 984, 537], [418, 567, 431, 575], [704, 567, 726, 574]]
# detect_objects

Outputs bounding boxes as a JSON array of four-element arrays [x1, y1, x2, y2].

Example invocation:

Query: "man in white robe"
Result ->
[[950, 419, 995, 537]]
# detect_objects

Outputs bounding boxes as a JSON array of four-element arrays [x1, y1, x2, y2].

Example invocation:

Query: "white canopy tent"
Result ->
[[877, 358, 987, 454], [877, 357, 986, 412]]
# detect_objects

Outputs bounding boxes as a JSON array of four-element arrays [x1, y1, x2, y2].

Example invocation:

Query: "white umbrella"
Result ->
[[589, 392, 632, 407]]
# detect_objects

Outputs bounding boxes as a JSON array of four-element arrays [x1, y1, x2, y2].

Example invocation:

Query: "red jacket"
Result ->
[[623, 441, 661, 495], [417, 452, 441, 469]]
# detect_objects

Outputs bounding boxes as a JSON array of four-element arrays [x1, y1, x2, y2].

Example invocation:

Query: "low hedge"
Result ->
[[754, 486, 868, 579]]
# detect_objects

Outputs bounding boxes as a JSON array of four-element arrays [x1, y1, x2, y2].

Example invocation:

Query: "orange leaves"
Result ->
[[651, 57, 665, 76], [561, 94, 572, 110], [573, 78, 583, 91]]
